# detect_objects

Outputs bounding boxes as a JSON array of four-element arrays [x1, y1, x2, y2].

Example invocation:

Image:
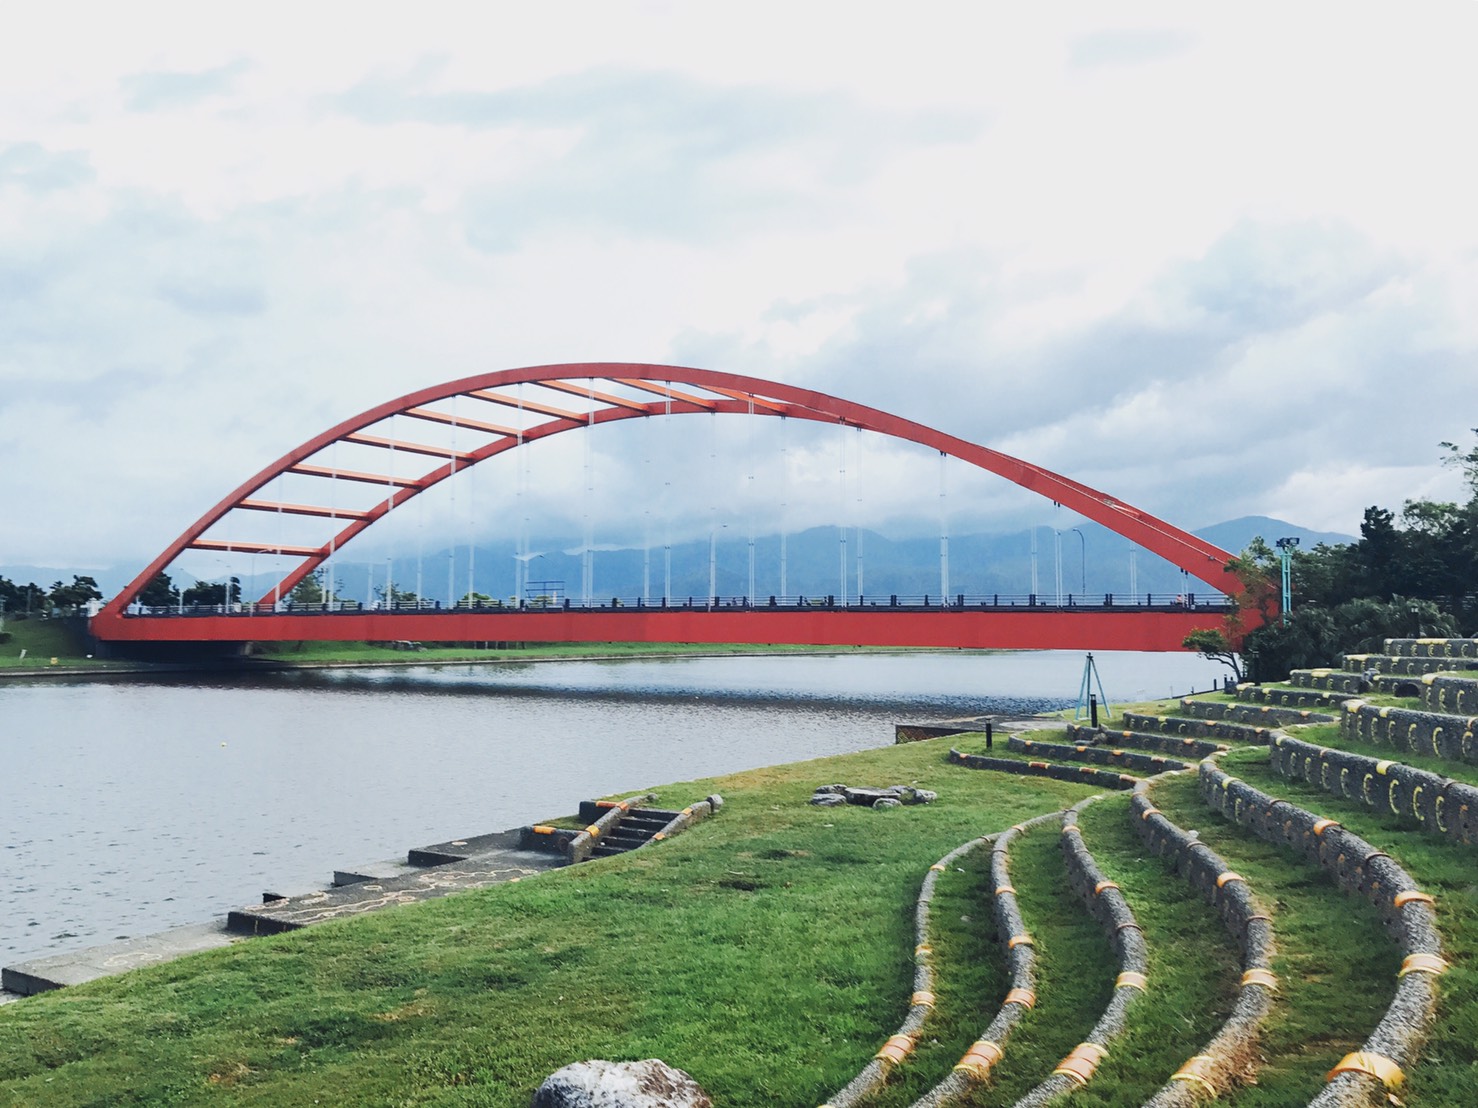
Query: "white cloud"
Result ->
[[3, 1, 1477, 594]]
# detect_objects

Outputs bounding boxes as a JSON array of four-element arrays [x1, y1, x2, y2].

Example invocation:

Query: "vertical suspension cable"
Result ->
[[516, 385, 527, 607], [447, 399, 458, 608], [583, 380, 595, 607], [385, 435, 398, 605], [466, 426, 476, 605], [855, 426, 864, 601], [663, 383, 672, 605], [708, 410, 718, 606], [746, 393, 756, 606], [415, 418, 425, 605], [935, 454, 948, 603], [779, 415, 789, 598], [274, 472, 284, 610], [837, 420, 848, 606], [326, 440, 338, 612]]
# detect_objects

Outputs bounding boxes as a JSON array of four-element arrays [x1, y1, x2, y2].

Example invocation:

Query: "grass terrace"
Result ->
[[6, 638, 1478, 1105]]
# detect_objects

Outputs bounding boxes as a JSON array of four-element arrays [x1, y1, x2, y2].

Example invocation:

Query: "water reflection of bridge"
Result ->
[[91, 365, 1257, 653]]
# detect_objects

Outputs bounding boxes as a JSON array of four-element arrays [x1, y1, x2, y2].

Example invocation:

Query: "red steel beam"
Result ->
[[89, 607, 1232, 653]]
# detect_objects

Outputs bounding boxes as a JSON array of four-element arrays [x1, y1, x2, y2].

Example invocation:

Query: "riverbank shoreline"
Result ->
[[0, 643, 978, 681]]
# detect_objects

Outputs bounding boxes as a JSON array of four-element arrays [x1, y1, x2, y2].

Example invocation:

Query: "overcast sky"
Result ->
[[4, 1, 1477, 587]]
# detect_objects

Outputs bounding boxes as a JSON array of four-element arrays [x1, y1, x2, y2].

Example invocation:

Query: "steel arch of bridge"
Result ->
[[93, 363, 1249, 644]]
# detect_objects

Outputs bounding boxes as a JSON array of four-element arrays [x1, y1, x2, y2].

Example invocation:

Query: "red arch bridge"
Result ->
[[90, 364, 1257, 653]]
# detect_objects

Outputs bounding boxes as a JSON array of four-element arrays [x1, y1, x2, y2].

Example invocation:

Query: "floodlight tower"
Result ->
[[1275, 537, 1300, 625]]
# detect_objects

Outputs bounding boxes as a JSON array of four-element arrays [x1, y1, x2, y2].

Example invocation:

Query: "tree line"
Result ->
[[1189, 431, 1478, 680]]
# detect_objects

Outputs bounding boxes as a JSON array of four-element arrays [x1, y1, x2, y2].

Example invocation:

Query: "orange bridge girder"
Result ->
[[92, 363, 1257, 645]]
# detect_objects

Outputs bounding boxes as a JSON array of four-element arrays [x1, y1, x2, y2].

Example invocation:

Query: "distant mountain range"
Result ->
[[3, 515, 1355, 607]]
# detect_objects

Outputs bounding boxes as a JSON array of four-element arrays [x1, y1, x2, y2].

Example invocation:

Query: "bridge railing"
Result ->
[[124, 593, 1233, 618]]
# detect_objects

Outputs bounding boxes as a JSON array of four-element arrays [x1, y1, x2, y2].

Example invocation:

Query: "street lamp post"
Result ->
[[1070, 527, 1086, 595]]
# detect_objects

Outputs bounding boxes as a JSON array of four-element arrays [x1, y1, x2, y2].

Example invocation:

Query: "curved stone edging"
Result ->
[[1197, 761, 1446, 1106], [564, 792, 656, 863], [1338, 699, 1478, 767], [1384, 637, 1478, 660], [1179, 699, 1335, 727], [645, 795, 723, 846], [1005, 799, 1149, 1107], [948, 749, 1137, 791], [1270, 733, 1478, 844], [1123, 712, 1270, 745], [1008, 735, 1189, 775], [1421, 673, 1478, 715], [1237, 684, 1351, 710], [907, 812, 1060, 1108], [1128, 777, 1277, 1105], [819, 834, 995, 1107], [1065, 724, 1226, 760]]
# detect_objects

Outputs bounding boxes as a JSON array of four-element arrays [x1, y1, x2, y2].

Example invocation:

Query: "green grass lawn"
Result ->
[[4, 716, 1476, 1106]]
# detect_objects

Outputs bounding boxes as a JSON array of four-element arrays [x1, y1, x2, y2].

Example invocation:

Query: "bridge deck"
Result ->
[[92, 604, 1233, 652]]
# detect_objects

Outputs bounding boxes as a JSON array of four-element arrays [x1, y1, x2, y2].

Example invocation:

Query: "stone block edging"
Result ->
[[1008, 735, 1189, 775], [1129, 779, 1277, 1106], [1197, 761, 1445, 1106], [948, 749, 1137, 791], [1178, 699, 1335, 727], [1384, 637, 1478, 659], [1270, 733, 1478, 844], [1004, 799, 1149, 1107], [1123, 712, 1269, 744], [563, 792, 657, 863], [1338, 699, 1478, 766], [644, 796, 723, 846], [1421, 674, 1478, 715], [1065, 724, 1226, 760], [904, 812, 1061, 1108], [1237, 684, 1353, 710]]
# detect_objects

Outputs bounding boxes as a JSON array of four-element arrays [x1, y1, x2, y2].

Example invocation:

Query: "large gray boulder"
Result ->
[[530, 1059, 712, 1108]]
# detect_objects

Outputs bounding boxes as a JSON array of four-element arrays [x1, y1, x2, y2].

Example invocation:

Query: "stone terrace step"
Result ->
[[1121, 712, 1269, 744], [1289, 668, 1365, 694], [1384, 637, 1478, 659], [1338, 699, 1478, 766], [1236, 683, 1354, 710], [1065, 723, 1227, 759], [1421, 673, 1478, 715], [1008, 735, 1191, 774], [1344, 653, 1478, 677], [1175, 698, 1335, 727], [947, 748, 1140, 790]]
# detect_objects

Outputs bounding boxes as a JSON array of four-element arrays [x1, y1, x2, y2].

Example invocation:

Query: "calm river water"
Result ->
[[2, 650, 1222, 968]]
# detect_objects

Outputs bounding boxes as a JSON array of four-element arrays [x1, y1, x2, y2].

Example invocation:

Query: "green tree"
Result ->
[[137, 571, 178, 608], [47, 575, 104, 612], [1182, 627, 1244, 682]]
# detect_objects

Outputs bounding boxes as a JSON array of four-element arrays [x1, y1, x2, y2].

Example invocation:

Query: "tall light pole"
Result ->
[[1275, 537, 1299, 625], [1070, 527, 1086, 595]]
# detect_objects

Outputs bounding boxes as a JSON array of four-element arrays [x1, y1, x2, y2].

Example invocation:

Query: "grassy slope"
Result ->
[[0, 739, 1092, 1107], [5, 707, 1477, 1106]]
